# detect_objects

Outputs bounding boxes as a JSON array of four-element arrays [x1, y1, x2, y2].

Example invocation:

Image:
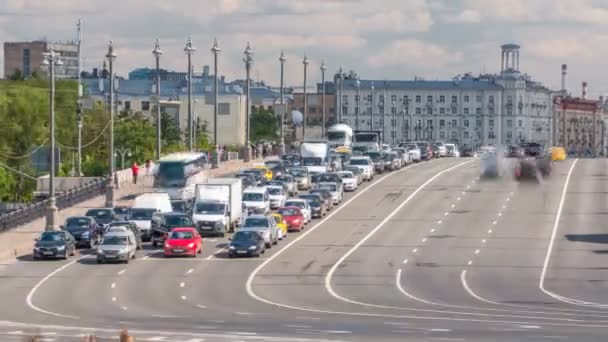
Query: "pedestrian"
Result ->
[[131, 162, 139, 184], [144, 159, 152, 176]]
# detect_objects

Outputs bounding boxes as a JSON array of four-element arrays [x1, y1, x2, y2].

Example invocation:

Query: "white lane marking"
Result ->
[[430, 228, 435, 233], [323, 330, 351, 334], [421, 238, 427, 243], [196, 305, 207, 309], [509, 192, 514, 196], [542, 336, 568, 339], [430, 328, 452, 332], [467, 260, 473, 265], [395, 269, 437, 305], [235, 312, 253, 315], [461, 270, 502, 305], [226, 331, 257, 335], [467, 185, 471, 189], [181, 296, 187, 300], [151, 314, 181, 318], [112, 297, 117, 302], [206, 239, 217, 242], [206, 244, 230, 260], [437, 220, 443, 224], [451, 204, 455, 208], [444, 212, 449, 216], [142, 254, 151, 260], [506, 198, 510, 202], [412, 248, 418, 253], [403, 259, 409, 264], [457, 197, 461, 201], [180, 282, 185, 288], [488, 229, 493, 233], [6, 331, 23, 335], [384, 321, 409, 326], [498, 213, 502, 217], [482, 239, 486, 243], [26, 257, 84, 319], [474, 249, 480, 255], [117, 269, 126, 275], [186, 269, 194, 274], [121, 306, 127, 311], [502, 205, 507, 209], [461, 191, 466, 195], [492, 220, 497, 225], [520, 325, 542, 329], [286, 324, 313, 328], [111, 283, 116, 289], [144, 338, 167, 341], [296, 316, 322, 320]]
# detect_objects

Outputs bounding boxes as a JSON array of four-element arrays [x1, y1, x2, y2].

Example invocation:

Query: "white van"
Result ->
[[130, 192, 172, 241], [242, 187, 270, 215]]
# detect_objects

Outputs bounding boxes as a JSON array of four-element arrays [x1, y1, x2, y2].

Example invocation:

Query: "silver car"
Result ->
[[274, 174, 298, 196], [96, 231, 137, 264], [289, 167, 311, 190], [240, 215, 279, 248]]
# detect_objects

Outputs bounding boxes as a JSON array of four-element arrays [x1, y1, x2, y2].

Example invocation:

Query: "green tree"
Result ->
[[7, 69, 24, 81], [161, 110, 182, 147], [251, 106, 279, 143]]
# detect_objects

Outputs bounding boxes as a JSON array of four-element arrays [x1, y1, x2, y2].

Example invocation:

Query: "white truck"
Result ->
[[326, 124, 353, 149], [193, 178, 242, 237], [300, 141, 329, 174]]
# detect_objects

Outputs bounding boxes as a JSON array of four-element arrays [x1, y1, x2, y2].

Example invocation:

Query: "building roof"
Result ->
[[341, 78, 503, 91]]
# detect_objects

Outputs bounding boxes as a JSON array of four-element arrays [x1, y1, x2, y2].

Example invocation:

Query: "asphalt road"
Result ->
[[1, 157, 608, 341]]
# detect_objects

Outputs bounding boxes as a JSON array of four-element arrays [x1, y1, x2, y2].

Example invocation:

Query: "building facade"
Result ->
[[292, 93, 336, 126], [4, 41, 78, 79], [340, 44, 555, 149], [554, 96, 606, 156]]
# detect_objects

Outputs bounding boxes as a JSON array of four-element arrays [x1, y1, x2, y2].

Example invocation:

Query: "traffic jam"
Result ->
[[31, 124, 462, 262]]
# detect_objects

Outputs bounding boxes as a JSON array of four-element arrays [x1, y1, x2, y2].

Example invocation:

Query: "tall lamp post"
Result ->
[[320, 61, 327, 137], [211, 39, 221, 168], [391, 99, 396, 144], [370, 81, 375, 130], [105, 41, 117, 208], [184, 36, 196, 152], [302, 55, 309, 139], [76, 19, 83, 176], [152, 38, 162, 161], [279, 50, 286, 155], [244, 43, 253, 161], [355, 77, 360, 130], [42, 49, 63, 231]]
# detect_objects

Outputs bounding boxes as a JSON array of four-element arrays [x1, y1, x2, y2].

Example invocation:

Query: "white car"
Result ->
[[337, 171, 358, 192], [434, 141, 447, 157], [401, 143, 421, 162], [266, 185, 287, 210], [393, 147, 412, 166], [347, 156, 374, 181], [242, 187, 270, 215], [445, 143, 460, 157], [316, 182, 343, 205], [284, 199, 312, 224]]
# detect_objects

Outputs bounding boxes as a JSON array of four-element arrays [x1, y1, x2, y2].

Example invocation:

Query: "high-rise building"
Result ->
[[4, 40, 79, 79]]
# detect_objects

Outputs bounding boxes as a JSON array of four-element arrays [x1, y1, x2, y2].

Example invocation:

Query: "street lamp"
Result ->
[[279, 50, 286, 155], [302, 55, 309, 139], [336, 67, 343, 123], [211, 38, 221, 168], [355, 77, 360, 130], [370, 81, 375, 130], [115, 148, 132, 170], [243, 42, 253, 161], [105, 41, 117, 208], [42, 48, 63, 231], [391, 99, 396, 145], [184, 36, 196, 152], [152, 38, 163, 161], [320, 61, 327, 137]]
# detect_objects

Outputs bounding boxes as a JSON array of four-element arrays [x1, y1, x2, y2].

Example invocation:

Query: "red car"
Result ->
[[277, 206, 305, 232], [164, 227, 202, 257]]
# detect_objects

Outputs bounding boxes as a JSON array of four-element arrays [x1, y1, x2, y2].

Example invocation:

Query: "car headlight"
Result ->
[[249, 246, 257, 250], [119, 248, 129, 254], [229, 245, 236, 250], [164, 243, 171, 249], [33, 247, 40, 252], [81, 231, 90, 238], [97, 249, 104, 255], [187, 242, 195, 248], [56, 245, 65, 250]]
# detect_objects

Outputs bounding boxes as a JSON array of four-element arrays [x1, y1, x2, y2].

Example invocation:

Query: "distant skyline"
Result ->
[[2, 0, 608, 97]]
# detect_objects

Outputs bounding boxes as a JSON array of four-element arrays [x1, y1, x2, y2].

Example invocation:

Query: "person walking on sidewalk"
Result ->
[[131, 162, 139, 184]]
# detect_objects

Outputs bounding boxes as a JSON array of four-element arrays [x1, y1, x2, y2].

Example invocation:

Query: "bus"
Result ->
[[153, 152, 208, 203]]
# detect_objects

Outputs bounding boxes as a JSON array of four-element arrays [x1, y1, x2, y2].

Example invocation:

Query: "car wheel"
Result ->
[[70, 247, 75, 256], [261, 248, 265, 254], [97, 259, 102, 264], [124, 258, 129, 264], [273, 238, 278, 245], [132, 252, 136, 259], [265, 242, 272, 248], [152, 240, 158, 248], [219, 232, 225, 238]]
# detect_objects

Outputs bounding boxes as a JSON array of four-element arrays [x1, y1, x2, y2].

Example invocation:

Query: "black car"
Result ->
[[281, 153, 301, 167], [317, 173, 344, 189], [506, 145, 525, 158], [228, 230, 265, 258], [367, 151, 385, 173], [521, 142, 543, 157], [151, 212, 197, 247], [170, 200, 191, 213], [33, 231, 76, 260], [310, 189, 333, 211], [417, 142, 433, 160], [113, 206, 131, 221], [298, 194, 326, 218], [61, 216, 101, 248], [461, 147, 474, 157], [106, 221, 143, 250], [310, 173, 323, 185], [238, 169, 265, 185], [85, 208, 118, 228], [235, 173, 256, 189]]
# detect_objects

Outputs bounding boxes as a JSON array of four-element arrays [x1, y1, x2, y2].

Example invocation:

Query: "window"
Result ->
[[451, 107, 457, 115], [452, 119, 457, 127], [439, 95, 445, 103], [343, 106, 348, 115], [507, 119, 512, 128], [464, 108, 469, 115], [476, 119, 482, 127], [440, 108, 445, 114], [489, 131, 496, 139], [23, 48, 31, 77], [310, 107, 317, 114], [507, 108, 513, 116], [124, 101, 131, 110], [354, 95, 359, 104], [391, 95, 397, 104], [439, 119, 445, 128], [489, 108, 494, 115], [451, 96, 457, 104], [428, 107, 433, 115], [343, 95, 348, 104], [507, 95, 513, 104], [489, 119, 494, 127], [141, 101, 150, 111], [451, 131, 457, 141], [416, 108, 421, 115], [379, 95, 384, 104], [464, 95, 470, 103], [489, 95, 495, 104], [476, 95, 482, 102], [415, 95, 421, 103], [367, 94, 372, 102], [391, 119, 396, 127], [427, 95, 433, 103], [476, 108, 481, 115], [507, 131, 513, 139], [427, 119, 433, 128], [403, 96, 409, 105], [464, 131, 469, 139], [439, 131, 445, 139], [354, 107, 359, 115], [518, 120, 523, 127], [464, 119, 469, 127], [391, 107, 397, 115]]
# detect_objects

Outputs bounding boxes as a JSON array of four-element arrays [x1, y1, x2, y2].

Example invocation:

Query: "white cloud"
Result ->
[[355, 10, 432, 33], [367, 39, 462, 69], [525, 38, 592, 60], [444, 9, 481, 23]]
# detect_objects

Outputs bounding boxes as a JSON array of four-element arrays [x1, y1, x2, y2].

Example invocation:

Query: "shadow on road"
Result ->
[[565, 234, 608, 244]]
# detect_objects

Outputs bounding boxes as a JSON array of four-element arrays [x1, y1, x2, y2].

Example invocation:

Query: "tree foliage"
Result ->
[[251, 106, 279, 143]]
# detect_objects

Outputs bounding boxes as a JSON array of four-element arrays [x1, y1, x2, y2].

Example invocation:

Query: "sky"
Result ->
[[2, 0, 608, 97]]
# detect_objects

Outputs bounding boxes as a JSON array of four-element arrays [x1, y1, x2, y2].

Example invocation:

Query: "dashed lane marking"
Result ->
[[117, 269, 126, 275]]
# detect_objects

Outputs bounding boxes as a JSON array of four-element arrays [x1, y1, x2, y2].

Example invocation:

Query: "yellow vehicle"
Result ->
[[551, 147, 566, 161], [271, 213, 288, 237], [253, 165, 273, 181]]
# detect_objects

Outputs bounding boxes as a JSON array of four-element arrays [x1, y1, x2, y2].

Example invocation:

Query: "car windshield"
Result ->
[[195, 202, 225, 214], [244, 217, 269, 228], [170, 231, 194, 239], [130, 209, 155, 220], [340, 173, 353, 178], [114, 207, 129, 214], [85, 209, 111, 218], [289, 169, 307, 177], [349, 159, 368, 165], [233, 231, 259, 241], [367, 152, 382, 161], [300, 196, 320, 205], [272, 216, 282, 223], [165, 215, 194, 227], [319, 175, 338, 182], [302, 157, 322, 166], [278, 208, 300, 216], [102, 236, 127, 245], [154, 162, 186, 188], [267, 187, 282, 195], [319, 184, 337, 192], [275, 176, 291, 182], [285, 201, 305, 209], [40, 232, 64, 242], [65, 217, 89, 227], [243, 192, 264, 201], [265, 161, 281, 169]]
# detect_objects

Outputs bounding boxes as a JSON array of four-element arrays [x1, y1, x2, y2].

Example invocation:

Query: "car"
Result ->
[[298, 193, 326, 218], [113, 206, 131, 221], [461, 147, 474, 157], [337, 171, 358, 192], [344, 166, 364, 185], [433, 142, 447, 157], [228, 230, 266, 258], [392, 148, 411, 166], [242, 187, 270, 215], [84, 208, 118, 228], [506, 145, 525, 158], [252, 165, 273, 181], [316, 172, 344, 190], [163, 227, 202, 257], [401, 143, 422, 162], [277, 206, 306, 232], [61, 216, 101, 248], [170, 200, 191, 213], [235, 173, 257, 189], [238, 169, 265, 186], [415, 142, 433, 161], [240, 215, 279, 248], [106, 221, 143, 250], [284, 199, 312, 224], [480, 151, 501, 178], [128, 207, 156, 242], [310, 189, 334, 212], [367, 151, 385, 173], [274, 174, 298, 196], [271, 213, 288, 240], [33, 231, 76, 260], [288, 167, 311, 190], [96, 230, 137, 264], [316, 182, 343, 205], [265, 160, 286, 178], [281, 153, 301, 167], [445, 144, 460, 157], [347, 156, 374, 181], [151, 212, 197, 247], [266, 185, 287, 210], [265, 180, 289, 193], [514, 157, 543, 182], [521, 142, 543, 157], [384, 152, 401, 171]]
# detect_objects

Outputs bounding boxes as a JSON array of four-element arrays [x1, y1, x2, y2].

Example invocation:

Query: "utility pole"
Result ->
[[279, 50, 286, 155], [76, 19, 83, 176], [184, 36, 195, 151], [355, 77, 360, 130], [152, 38, 163, 160], [302, 55, 309, 139], [320, 61, 327, 137], [105, 41, 117, 208], [370, 81, 375, 130], [244, 43, 253, 161], [211, 39, 221, 168]]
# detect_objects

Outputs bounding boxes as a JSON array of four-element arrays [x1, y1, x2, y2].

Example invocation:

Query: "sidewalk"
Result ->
[[0, 158, 267, 265]]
